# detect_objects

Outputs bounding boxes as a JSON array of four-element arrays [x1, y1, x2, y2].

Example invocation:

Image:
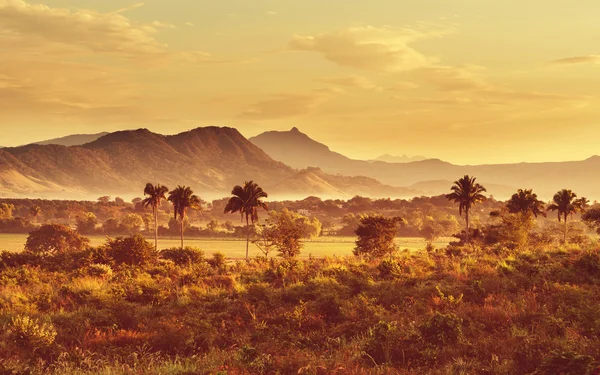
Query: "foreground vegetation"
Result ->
[[1, 237, 599, 374]]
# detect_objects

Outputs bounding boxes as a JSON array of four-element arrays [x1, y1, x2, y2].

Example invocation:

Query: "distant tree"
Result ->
[[253, 224, 276, 258], [114, 197, 125, 206], [120, 213, 144, 234], [548, 189, 585, 243], [25, 224, 89, 255], [206, 220, 220, 233], [102, 218, 120, 234], [75, 212, 98, 234], [354, 215, 403, 259], [142, 183, 169, 251], [29, 205, 42, 224], [142, 213, 153, 233], [445, 175, 487, 243], [97, 196, 111, 204], [0, 203, 15, 220], [420, 215, 459, 246], [582, 207, 600, 234], [506, 189, 546, 218], [224, 181, 269, 261], [168, 186, 201, 249]]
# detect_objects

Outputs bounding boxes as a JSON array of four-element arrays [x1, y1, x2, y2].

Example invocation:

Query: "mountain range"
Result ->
[[1, 126, 599, 201], [0, 127, 415, 200], [249, 128, 600, 200]]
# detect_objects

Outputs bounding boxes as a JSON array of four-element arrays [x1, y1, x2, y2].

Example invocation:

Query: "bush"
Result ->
[[7, 315, 57, 351], [105, 234, 157, 266], [535, 350, 596, 375], [160, 247, 204, 266], [354, 215, 402, 259], [25, 224, 89, 255], [419, 312, 463, 345], [87, 263, 114, 278]]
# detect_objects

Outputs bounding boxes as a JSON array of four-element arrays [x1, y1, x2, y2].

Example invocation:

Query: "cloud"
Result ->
[[110, 2, 145, 15], [267, 11, 276, 16], [239, 89, 339, 120], [184, 22, 194, 27], [0, 0, 168, 57], [315, 76, 383, 91], [288, 24, 453, 72], [410, 65, 490, 92], [550, 55, 600, 65]]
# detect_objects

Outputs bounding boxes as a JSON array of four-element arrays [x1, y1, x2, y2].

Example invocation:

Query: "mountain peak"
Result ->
[[291, 127, 300, 133]]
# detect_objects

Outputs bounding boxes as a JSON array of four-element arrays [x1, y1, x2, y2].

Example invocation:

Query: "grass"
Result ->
[[0, 233, 451, 258]]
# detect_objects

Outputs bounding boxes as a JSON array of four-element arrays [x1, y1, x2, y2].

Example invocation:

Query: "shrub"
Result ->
[[25, 224, 89, 255], [377, 258, 403, 279], [419, 312, 463, 345], [7, 315, 57, 351], [160, 247, 204, 266], [208, 252, 227, 272], [87, 263, 114, 278], [105, 234, 157, 266], [535, 350, 596, 375]]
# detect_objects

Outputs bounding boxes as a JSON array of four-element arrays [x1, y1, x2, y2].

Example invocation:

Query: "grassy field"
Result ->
[[0, 233, 450, 258]]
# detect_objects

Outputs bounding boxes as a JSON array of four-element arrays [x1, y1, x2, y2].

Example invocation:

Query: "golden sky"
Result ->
[[1, 0, 599, 164]]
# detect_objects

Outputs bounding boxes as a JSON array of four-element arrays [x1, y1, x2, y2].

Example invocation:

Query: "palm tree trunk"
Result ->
[[465, 209, 470, 244], [246, 214, 250, 262], [154, 207, 158, 251], [564, 214, 568, 244], [180, 216, 184, 249]]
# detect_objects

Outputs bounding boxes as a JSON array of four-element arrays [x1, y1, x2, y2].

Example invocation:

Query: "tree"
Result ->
[[267, 209, 305, 258], [97, 196, 111, 204], [25, 224, 89, 255], [445, 175, 487, 243], [120, 213, 144, 234], [29, 205, 42, 224], [142, 183, 169, 251], [506, 189, 546, 218], [548, 189, 585, 243], [0, 203, 15, 220], [102, 218, 120, 234], [168, 185, 201, 249], [75, 212, 98, 234], [582, 207, 600, 234], [354, 215, 403, 259], [224, 181, 269, 261]]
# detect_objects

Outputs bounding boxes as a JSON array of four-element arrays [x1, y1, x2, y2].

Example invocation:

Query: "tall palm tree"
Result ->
[[445, 175, 487, 243], [547, 189, 584, 243], [224, 181, 268, 261], [506, 189, 546, 218], [168, 186, 201, 249], [29, 205, 42, 224], [142, 183, 169, 251]]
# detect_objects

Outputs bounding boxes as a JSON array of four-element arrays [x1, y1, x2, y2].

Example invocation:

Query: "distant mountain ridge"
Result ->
[[250, 127, 600, 200], [0, 127, 420, 200], [28, 132, 110, 147], [372, 154, 429, 163]]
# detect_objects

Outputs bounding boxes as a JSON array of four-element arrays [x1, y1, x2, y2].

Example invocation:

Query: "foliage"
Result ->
[[76, 212, 98, 234], [354, 215, 402, 258], [105, 234, 157, 266], [266, 209, 305, 258], [25, 224, 89, 255], [160, 247, 204, 266]]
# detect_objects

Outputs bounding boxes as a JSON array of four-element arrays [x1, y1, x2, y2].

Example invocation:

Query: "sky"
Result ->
[[0, 0, 599, 165]]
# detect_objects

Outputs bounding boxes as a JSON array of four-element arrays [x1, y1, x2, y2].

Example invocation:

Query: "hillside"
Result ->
[[29, 132, 110, 147], [0, 127, 419, 200], [250, 128, 600, 199]]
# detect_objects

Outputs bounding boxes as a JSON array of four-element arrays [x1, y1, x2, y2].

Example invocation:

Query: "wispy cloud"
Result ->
[[288, 24, 454, 72], [550, 55, 600, 65]]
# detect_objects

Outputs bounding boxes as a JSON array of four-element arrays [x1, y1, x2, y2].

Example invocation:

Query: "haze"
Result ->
[[1, 0, 599, 164]]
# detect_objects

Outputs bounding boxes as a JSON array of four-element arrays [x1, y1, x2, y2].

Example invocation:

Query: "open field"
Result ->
[[0, 233, 451, 258]]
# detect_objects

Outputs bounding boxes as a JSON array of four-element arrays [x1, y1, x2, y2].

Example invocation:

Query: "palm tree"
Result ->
[[445, 175, 487, 243], [29, 205, 42, 224], [547, 189, 584, 243], [506, 189, 546, 218], [224, 181, 269, 261], [142, 183, 169, 251], [168, 186, 201, 249]]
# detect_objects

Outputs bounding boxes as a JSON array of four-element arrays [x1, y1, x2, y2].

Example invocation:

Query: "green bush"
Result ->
[[7, 315, 57, 351]]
